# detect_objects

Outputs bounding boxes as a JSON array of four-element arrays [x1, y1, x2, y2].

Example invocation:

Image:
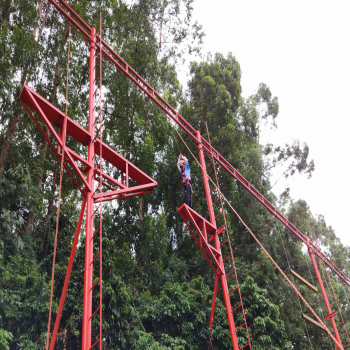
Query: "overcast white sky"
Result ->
[[180, 0, 350, 246]]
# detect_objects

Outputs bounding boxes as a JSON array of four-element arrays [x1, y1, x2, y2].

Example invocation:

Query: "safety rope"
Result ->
[[172, 125, 344, 350], [45, 23, 71, 350], [171, 128, 181, 154]]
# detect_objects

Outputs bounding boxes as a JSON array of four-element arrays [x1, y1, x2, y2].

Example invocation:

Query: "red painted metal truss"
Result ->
[[178, 204, 224, 276], [44, 0, 350, 288], [19, 85, 157, 200]]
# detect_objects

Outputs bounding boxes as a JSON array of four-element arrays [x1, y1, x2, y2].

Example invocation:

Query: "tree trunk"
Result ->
[[0, 0, 49, 171], [0, 113, 20, 170], [139, 197, 143, 221], [32, 0, 45, 39], [25, 23, 70, 234], [0, 3, 68, 171], [40, 163, 59, 249], [25, 126, 51, 233], [37, 3, 51, 43], [1, 0, 12, 23], [57, 327, 67, 350]]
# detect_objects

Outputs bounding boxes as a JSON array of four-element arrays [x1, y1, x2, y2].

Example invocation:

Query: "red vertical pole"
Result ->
[[82, 26, 96, 350], [307, 239, 342, 349], [197, 131, 216, 227], [99, 12, 103, 348], [197, 131, 240, 350]]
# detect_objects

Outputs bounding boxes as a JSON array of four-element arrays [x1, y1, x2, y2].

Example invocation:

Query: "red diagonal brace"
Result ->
[[186, 209, 224, 276], [49, 197, 86, 350], [20, 90, 91, 191]]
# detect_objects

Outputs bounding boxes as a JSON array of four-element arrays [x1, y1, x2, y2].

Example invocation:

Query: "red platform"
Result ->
[[178, 204, 224, 275], [178, 203, 216, 235], [20, 85, 157, 200]]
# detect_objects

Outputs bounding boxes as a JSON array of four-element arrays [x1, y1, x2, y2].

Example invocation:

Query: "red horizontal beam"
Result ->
[[325, 311, 338, 321], [95, 190, 153, 203], [47, 0, 350, 287], [93, 183, 156, 200]]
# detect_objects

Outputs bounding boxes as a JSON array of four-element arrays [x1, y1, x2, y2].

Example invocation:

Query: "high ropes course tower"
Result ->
[[21, 1, 350, 349]]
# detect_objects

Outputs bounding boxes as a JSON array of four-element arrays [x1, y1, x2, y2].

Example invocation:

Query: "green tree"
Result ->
[[0, 0, 348, 349]]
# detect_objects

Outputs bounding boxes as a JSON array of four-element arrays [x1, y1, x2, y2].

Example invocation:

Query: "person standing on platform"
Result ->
[[178, 153, 192, 208]]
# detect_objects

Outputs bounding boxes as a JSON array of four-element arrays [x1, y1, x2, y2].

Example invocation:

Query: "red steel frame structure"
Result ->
[[308, 240, 342, 348], [19, 19, 157, 349], [45, 0, 350, 288], [23, 0, 350, 349], [307, 237, 350, 349], [317, 253, 350, 348], [178, 130, 251, 350]]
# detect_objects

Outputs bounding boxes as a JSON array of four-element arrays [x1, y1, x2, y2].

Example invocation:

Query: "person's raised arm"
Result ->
[[177, 153, 182, 172]]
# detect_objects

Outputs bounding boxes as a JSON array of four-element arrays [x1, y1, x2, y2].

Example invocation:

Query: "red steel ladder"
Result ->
[[89, 16, 103, 349], [203, 125, 252, 350]]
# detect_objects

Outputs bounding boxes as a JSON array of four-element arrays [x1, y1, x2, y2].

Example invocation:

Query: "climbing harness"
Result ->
[[180, 169, 190, 187]]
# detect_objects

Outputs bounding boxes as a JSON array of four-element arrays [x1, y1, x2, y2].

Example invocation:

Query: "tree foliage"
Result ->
[[0, 0, 348, 349]]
